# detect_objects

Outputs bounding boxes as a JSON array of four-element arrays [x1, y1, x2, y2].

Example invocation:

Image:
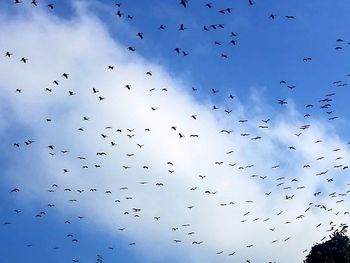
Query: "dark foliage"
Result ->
[[305, 226, 350, 263]]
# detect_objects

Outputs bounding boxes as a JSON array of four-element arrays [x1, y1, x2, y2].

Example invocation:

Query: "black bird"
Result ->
[[179, 24, 186, 31], [229, 39, 236, 45], [180, 0, 188, 7], [137, 32, 144, 39], [116, 10, 122, 17], [278, 99, 287, 105]]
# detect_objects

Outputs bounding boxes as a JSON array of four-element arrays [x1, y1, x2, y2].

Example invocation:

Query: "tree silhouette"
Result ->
[[304, 225, 350, 263]]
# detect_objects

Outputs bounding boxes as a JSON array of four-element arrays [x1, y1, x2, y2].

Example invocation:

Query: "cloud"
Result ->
[[0, 2, 349, 263]]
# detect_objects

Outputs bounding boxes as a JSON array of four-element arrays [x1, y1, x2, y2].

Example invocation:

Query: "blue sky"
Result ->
[[0, 0, 350, 262]]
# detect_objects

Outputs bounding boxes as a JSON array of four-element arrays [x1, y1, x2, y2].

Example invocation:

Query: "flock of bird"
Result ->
[[1, 0, 350, 263]]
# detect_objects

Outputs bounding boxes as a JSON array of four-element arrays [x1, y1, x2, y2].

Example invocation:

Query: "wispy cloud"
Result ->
[[1, 3, 349, 263]]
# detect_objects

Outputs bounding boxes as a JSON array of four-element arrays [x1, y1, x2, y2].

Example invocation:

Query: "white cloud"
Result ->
[[0, 3, 349, 263]]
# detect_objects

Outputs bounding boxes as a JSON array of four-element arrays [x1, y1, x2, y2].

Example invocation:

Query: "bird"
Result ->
[[180, 0, 188, 7], [174, 47, 181, 54], [137, 32, 144, 39], [229, 39, 236, 45], [179, 24, 186, 31], [278, 99, 287, 105], [116, 10, 123, 17]]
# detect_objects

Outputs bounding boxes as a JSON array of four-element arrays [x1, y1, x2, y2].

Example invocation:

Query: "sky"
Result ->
[[0, 0, 350, 262]]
